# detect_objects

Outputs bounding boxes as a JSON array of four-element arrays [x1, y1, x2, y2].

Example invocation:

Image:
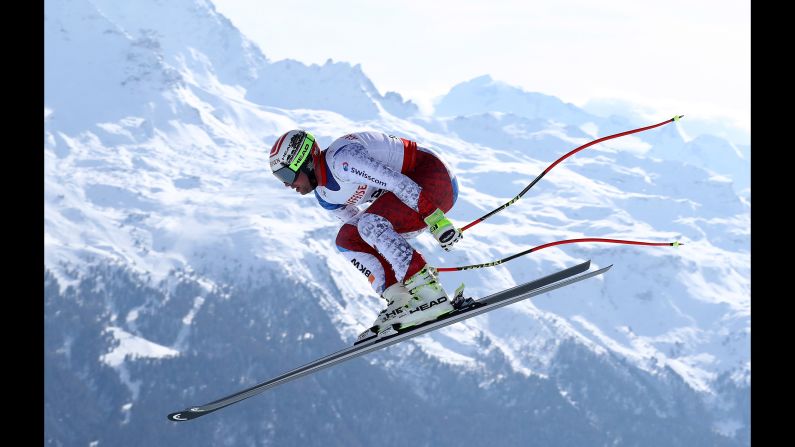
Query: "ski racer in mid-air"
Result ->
[[269, 130, 463, 341]]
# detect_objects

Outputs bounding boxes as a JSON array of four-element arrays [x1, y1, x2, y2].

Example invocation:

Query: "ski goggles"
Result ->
[[273, 165, 299, 184], [273, 134, 314, 184]]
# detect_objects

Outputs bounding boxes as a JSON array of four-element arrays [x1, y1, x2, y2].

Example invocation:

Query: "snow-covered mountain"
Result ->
[[435, 74, 603, 125], [45, 1, 750, 446], [431, 74, 750, 197]]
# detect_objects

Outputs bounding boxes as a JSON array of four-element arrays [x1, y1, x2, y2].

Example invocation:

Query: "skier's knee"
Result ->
[[335, 224, 358, 251]]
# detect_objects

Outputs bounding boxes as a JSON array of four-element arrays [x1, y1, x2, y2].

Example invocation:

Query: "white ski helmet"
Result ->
[[269, 130, 319, 184]]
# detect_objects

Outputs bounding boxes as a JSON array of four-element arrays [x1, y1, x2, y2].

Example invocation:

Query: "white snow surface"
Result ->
[[100, 327, 180, 368], [45, 0, 750, 397]]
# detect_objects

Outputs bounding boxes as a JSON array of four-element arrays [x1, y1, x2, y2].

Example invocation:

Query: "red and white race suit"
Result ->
[[312, 131, 459, 293]]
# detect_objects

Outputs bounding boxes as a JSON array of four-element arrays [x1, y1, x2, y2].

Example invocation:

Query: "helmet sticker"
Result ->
[[289, 133, 314, 171]]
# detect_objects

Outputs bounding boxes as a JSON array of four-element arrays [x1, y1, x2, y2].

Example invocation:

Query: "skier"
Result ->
[[269, 130, 463, 341]]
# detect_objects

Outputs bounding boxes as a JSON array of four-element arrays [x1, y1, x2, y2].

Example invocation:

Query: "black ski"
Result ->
[[167, 260, 610, 421]]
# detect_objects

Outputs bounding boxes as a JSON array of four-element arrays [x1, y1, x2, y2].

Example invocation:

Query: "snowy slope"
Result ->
[[45, 0, 750, 444]]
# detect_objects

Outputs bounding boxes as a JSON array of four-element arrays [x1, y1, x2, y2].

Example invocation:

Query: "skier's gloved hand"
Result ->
[[424, 208, 463, 251]]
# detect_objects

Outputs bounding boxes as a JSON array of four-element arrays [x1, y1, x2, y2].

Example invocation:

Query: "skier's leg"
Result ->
[[335, 221, 397, 295], [356, 212, 424, 284], [337, 219, 419, 340]]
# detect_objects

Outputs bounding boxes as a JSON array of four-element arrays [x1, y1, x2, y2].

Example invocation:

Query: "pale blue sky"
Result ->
[[214, 0, 749, 138]]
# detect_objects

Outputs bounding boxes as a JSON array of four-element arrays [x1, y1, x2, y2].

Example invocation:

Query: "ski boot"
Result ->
[[355, 266, 474, 344], [393, 265, 456, 330], [356, 282, 414, 343]]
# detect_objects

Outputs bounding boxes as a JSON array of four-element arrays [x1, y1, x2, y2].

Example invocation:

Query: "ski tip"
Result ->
[[167, 411, 190, 422], [673, 114, 684, 122], [671, 241, 684, 247], [167, 409, 204, 422]]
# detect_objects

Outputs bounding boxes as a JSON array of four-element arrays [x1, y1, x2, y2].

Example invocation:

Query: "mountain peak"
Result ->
[[434, 75, 596, 125], [469, 74, 496, 84]]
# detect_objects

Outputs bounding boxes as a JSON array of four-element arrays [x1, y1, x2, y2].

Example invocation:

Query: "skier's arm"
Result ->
[[330, 143, 429, 214]]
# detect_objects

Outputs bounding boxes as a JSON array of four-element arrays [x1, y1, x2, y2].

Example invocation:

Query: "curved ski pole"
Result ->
[[437, 238, 682, 272], [460, 115, 684, 233]]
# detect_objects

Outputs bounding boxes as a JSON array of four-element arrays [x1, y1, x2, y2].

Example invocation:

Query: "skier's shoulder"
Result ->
[[327, 133, 367, 159], [328, 131, 401, 152]]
